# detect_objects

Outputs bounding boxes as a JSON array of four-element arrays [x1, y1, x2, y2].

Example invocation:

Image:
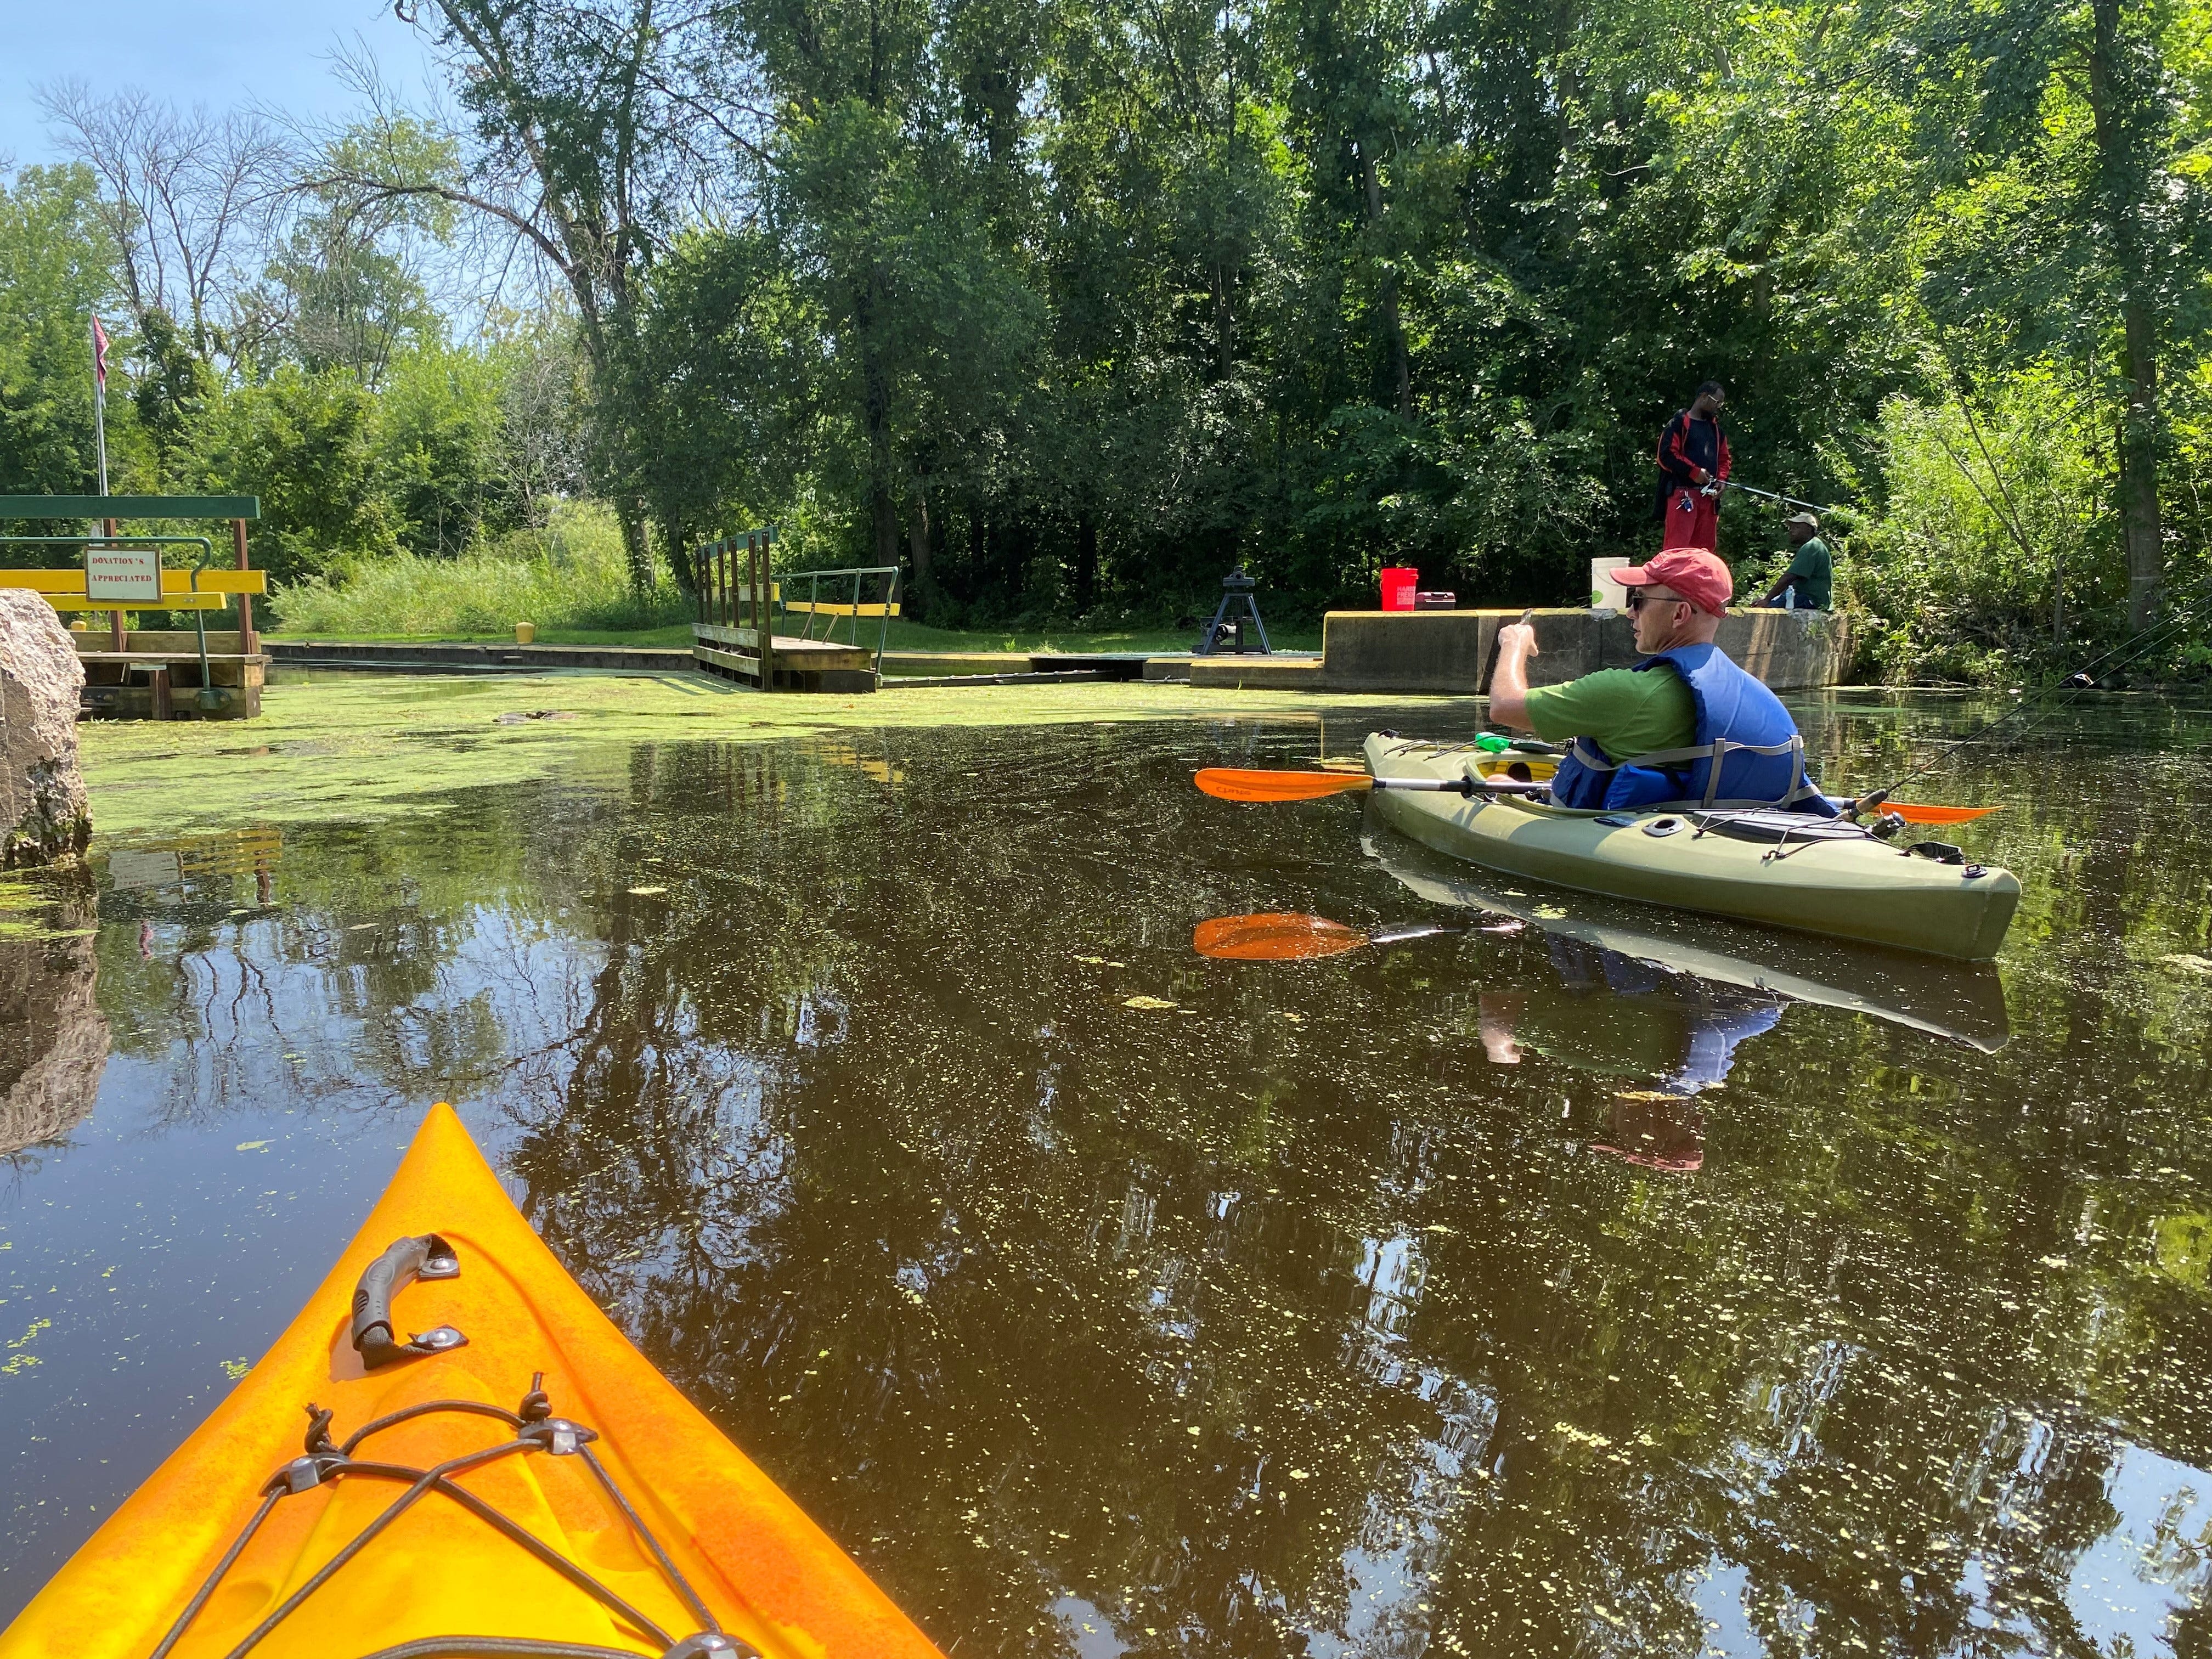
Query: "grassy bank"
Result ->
[[77, 674, 1431, 840]]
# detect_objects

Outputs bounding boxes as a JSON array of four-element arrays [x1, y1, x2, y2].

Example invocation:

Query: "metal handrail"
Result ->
[[0, 534, 219, 549], [775, 565, 901, 679]]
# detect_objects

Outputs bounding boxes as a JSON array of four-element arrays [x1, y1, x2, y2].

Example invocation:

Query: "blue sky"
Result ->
[[2, 0, 440, 168]]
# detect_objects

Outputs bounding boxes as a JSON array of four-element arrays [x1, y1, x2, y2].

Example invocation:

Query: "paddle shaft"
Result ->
[[1373, 775, 1547, 796]]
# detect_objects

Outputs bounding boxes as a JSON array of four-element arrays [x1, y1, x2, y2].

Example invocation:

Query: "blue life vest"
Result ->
[[1546, 644, 1834, 814]]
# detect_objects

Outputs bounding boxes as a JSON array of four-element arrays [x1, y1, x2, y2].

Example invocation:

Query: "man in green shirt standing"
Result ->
[[1756, 512, 1832, 611]]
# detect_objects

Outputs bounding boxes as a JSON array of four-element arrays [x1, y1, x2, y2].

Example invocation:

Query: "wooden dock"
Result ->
[[689, 529, 895, 692], [692, 624, 879, 692], [74, 629, 268, 719]]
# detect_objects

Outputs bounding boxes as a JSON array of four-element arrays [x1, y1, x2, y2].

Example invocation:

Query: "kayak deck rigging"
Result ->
[[155, 1364, 749, 1659], [1, 1103, 944, 1659]]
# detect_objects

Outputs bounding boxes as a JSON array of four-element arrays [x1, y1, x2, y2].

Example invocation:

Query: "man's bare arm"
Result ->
[[1489, 622, 1537, 731]]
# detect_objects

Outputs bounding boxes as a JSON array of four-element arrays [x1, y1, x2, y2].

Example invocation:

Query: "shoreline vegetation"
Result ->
[[257, 500, 1321, 656]]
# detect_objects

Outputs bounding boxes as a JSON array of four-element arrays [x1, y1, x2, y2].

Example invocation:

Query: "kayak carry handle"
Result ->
[[351, 1233, 467, 1369]]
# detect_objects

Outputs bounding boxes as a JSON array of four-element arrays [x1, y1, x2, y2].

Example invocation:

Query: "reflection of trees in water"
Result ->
[[0, 878, 109, 1159], [91, 799, 614, 1127]]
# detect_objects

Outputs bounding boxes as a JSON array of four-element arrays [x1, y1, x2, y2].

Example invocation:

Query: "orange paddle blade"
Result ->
[[1194, 912, 1368, 960], [1194, 768, 1374, 803], [1884, 802, 2000, 825]]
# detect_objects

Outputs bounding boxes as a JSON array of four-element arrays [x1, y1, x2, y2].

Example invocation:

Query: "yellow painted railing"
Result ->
[[782, 599, 901, 618], [0, 568, 267, 612], [0, 569, 267, 593]]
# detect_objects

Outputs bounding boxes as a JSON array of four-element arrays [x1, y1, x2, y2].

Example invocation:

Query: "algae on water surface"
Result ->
[[77, 673, 1450, 839]]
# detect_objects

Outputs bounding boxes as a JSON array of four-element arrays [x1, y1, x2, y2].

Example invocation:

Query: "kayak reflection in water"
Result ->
[[1479, 936, 1786, 1172]]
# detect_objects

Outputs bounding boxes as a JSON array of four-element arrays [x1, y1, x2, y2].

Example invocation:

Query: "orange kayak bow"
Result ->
[[0, 1104, 942, 1659]]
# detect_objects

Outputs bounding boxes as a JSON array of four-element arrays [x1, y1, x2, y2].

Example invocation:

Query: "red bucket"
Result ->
[[1380, 566, 1418, 611]]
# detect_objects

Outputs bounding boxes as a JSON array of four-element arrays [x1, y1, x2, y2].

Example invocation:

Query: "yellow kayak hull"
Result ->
[[0, 1103, 942, 1659], [1365, 733, 2019, 961]]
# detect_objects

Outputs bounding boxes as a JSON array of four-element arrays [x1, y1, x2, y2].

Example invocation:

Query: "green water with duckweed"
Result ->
[[4, 684, 2211, 1656]]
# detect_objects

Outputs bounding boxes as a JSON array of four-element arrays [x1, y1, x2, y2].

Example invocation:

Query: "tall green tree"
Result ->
[[321, 3, 742, 592], [376, 342, 515, 557], [185, 366, 397, 583], [1903, 0, 2212, 626], [0, 163, 138, 507]]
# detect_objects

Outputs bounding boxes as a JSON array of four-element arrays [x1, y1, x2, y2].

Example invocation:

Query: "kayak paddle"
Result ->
[[1194, 912, 1460, 960], [1877, 802, 2000, 826], [1194, 768, 1997, 825]]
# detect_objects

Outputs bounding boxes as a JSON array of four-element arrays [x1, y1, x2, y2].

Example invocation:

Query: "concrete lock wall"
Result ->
[[1187, 606, 1850, 695]]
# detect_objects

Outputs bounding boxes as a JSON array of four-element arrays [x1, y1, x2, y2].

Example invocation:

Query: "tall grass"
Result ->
[[267, 501, 690, 638]]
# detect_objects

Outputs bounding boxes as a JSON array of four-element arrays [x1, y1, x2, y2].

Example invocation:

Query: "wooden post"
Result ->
[[104, 517, 124, 649], [754, 533, 775, 692], [233, 518, 255, 651], [150, 665, 171, 722]]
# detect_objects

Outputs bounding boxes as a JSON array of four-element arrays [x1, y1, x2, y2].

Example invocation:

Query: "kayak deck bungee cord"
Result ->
[[0, 1105, 944, 1659]]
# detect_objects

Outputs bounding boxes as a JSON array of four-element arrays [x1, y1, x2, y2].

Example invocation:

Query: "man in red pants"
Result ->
[[1654, 381, 1731, 553]]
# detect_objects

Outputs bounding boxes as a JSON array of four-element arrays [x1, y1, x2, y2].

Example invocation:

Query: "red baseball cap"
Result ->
[[1616, 546, 1733, 616]]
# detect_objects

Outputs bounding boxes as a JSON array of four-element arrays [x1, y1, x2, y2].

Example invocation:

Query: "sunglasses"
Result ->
[[1625, 589, 1688, 612]]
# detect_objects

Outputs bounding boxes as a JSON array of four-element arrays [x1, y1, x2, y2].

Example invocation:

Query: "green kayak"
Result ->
[[1363, 732, 2020, 961]]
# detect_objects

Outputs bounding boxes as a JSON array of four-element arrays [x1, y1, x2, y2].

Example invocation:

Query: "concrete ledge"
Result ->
[[882, 652, 1031, 677], [267, 640, 693, 673], [1187, 657, 1327, 690], [1311, 607, 1848, 695]]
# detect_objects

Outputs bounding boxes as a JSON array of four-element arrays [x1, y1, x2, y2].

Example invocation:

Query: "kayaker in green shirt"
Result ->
[[1756, 512, 1832, 611], [1489, 550, 1719, 760], [1488, 545, 1827, 812]]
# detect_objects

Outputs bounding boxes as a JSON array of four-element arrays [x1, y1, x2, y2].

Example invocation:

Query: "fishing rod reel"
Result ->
[[1838, 786, 1910, 839]]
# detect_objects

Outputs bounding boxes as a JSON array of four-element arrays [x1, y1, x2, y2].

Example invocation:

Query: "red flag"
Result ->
[[91, 315, 110, 393]]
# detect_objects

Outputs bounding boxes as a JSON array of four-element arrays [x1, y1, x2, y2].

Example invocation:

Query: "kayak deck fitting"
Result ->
[[1363, 732, 2019, 961], [0, 1104, 943, 1659]]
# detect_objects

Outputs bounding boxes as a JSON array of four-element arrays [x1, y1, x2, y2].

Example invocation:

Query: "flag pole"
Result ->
[[92, 313, 121, 647], [91, 314, 109, 495]]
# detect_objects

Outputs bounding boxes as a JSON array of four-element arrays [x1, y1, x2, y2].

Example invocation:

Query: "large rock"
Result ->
[[0, 589, 90, 867]]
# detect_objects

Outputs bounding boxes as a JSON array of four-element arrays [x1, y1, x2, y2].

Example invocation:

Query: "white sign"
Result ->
[[85, 548, 162, 603], [107, 848, 182, 890], [1589, 557, 1630, 611]]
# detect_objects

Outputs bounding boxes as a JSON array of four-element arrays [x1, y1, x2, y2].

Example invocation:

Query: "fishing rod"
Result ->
[[1704, 478, 1844, 516], [1848, 584, 2210, 816]]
